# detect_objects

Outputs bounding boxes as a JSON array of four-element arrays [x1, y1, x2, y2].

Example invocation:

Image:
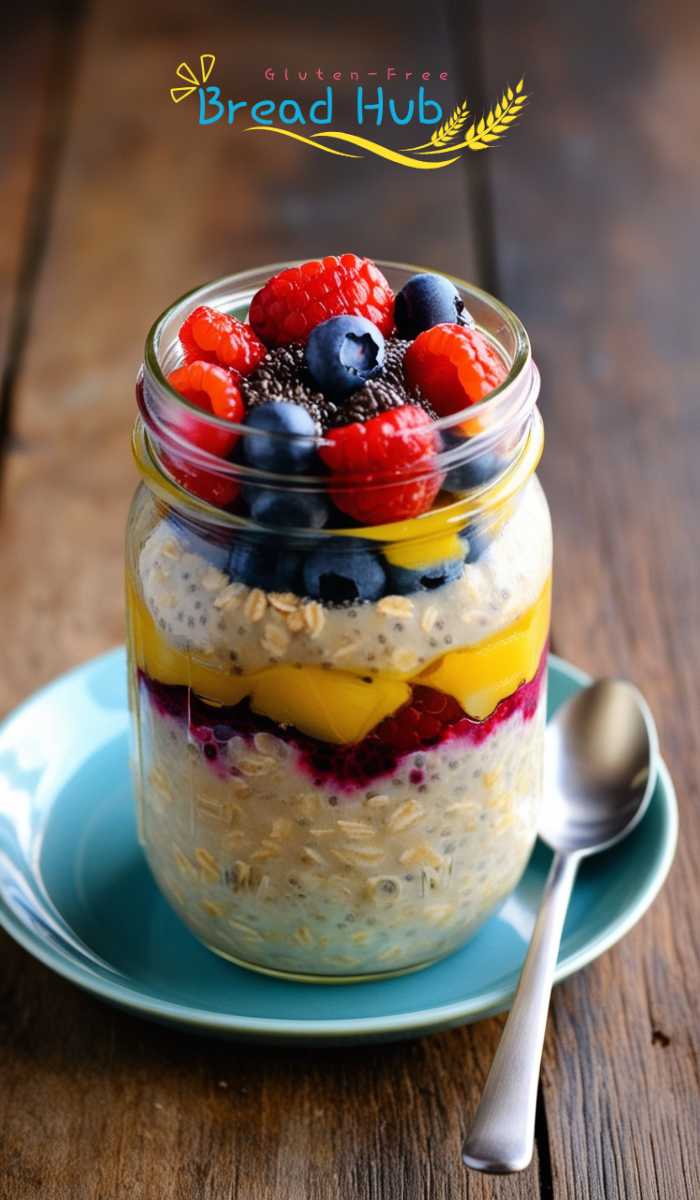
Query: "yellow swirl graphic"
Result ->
[[309, 131, 461, 169], [244, 126, 360, 158], [244, 127, 460, 169]]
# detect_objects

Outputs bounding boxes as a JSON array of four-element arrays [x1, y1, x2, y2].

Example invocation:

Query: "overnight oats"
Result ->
[[126, 256, 551, 981]]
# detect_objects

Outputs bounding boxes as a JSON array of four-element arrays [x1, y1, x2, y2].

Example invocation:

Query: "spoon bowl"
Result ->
[[542, 678, 658, 855]]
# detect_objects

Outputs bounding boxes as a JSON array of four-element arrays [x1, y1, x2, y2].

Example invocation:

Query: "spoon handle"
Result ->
[[462, 851, 579, 1174]]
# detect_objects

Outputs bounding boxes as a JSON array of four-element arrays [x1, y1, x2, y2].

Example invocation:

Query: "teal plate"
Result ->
[[0, 651, 677, 1044]]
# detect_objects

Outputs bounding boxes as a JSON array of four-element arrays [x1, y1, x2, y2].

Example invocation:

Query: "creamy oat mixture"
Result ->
[[138, 683, 546, 977], [138, 477, 551, 678]]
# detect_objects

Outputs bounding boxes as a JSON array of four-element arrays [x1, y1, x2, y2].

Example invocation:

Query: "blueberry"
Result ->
[[394, 273, 474, 339], [442, 433, 505, 493], [163, 515, 230, 572], [304, 315, 385, 397], [387, 548, 466, 595], [303, 537, 386, 604], [242, 484, 331, 530], [242, 402, 318, 473], [459, 523, 489, 563], [229, 539, 303, 593]]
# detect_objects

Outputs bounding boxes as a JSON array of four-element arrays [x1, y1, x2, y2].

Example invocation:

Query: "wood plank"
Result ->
[[0, 2, 542, 1198], [474, 0, 700, 1195], [0, 7, 73, 442]]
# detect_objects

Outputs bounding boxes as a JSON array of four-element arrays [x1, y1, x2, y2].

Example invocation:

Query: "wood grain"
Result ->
[[474, 0, 700, 1196], [0, 5, 77, 442], [0, 2, 544, 1198]]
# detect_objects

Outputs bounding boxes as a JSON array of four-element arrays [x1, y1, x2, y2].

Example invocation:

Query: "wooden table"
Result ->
[[1, 2, 698, 1196]]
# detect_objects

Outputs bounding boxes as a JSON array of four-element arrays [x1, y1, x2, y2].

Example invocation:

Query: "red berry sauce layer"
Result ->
[[140, 647, 547, 793]]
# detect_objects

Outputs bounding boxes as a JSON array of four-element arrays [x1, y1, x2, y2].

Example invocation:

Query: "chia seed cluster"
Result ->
[[241, 337, 435, 433]]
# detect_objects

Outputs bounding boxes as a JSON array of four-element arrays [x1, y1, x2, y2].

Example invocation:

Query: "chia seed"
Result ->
[[241, 343, 338, 432], [330, 339, 437, 425], [380, 879, 399, 895]]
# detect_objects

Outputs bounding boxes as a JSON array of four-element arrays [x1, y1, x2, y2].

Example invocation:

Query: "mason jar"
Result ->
[[126, 262, 551, 981]]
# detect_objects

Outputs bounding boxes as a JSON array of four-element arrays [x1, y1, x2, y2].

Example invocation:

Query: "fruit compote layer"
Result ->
[[129, 478, 551, 977], [136, 656, 546, 978]]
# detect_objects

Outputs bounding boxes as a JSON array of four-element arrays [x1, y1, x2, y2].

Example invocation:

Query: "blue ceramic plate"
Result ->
[[0, 650, 676, 1044]]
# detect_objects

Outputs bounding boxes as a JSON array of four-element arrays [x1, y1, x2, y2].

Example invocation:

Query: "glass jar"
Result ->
[[126, 262, 551, 981]]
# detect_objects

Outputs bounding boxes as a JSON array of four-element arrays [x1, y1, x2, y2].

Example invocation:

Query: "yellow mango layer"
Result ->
[[249, 667, 410, 744], [418, 577, 551, 719], [128, 575, 550, 743], [128, 582, 409, 743], [127, 581, 250, 706]]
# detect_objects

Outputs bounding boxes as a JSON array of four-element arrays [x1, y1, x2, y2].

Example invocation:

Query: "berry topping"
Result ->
[[241, 344, 341, 432], [304, 315, 385, 397], [303, 537, 387, 604], [242, 484, 331, 529], [228, 539, 303, 593], [241, 401, 319, 473], [319, 405, 442, 524], [248, 254, 395, 347], [459, 522, 489, 563], [442, 436, 505, 493], [394, 273, 473, 339], [329, 337, 437, 427], [404, 323, 508, 417], [167, 361, 243, 457], [320, 404, 436, 474], [161, 450, 240, 509], [387, 546, 466, 594], [179, 305, 266, 375]]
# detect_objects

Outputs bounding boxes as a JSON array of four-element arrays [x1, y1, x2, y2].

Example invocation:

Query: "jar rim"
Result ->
[[144, 259, 531, 437], [132, 406, 544, 542], [136, 259, 541, 535]]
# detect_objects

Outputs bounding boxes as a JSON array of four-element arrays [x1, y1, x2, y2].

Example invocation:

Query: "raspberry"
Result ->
[[161, 450, 240, 509], [404, 323, 508, 417], [167, 361, 244, 458], [249, 254, 395, 347], [320, 404, 437, 474], [179, 305, 266, 375], [319, 404, 442, 524]]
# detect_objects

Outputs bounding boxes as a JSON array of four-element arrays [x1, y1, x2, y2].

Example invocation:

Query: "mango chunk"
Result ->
[[250, 665, 410, 744], [418, 578, 551, 720], [128, 584, 250, 707], [384, 531, 465, 571]]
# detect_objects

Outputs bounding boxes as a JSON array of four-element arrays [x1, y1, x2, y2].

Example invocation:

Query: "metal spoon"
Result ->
[[462, 678, 658, 1174]]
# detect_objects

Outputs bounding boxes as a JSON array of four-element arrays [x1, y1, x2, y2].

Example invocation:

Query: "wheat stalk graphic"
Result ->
[[405, 79, 527, 154], [429, 99, 471, 148], [449, 79, 527, 153]]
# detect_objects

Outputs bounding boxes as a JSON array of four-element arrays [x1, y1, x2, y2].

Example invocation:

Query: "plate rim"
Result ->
[[0, 650, 678, 1039]]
